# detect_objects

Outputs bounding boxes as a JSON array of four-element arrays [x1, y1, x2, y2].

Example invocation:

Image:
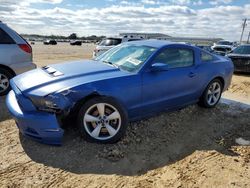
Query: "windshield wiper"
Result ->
[[102, 60, 120, 69]]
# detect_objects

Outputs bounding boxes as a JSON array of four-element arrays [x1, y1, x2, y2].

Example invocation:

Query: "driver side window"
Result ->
[[154, 48, 194, 69]]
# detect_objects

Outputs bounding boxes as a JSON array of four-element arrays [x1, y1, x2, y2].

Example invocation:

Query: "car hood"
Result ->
[[12, 60, 128, 96]]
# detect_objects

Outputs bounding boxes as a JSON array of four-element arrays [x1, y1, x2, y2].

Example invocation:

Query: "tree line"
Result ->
[[21, 33, 106, 41]]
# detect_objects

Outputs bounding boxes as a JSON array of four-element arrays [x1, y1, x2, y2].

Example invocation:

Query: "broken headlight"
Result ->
[[30, 96, 61, 113]]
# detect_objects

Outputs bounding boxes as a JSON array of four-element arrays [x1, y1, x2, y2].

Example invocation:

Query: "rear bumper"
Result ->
[[6, 90, 64, 145], [10, 61, 37, 75]]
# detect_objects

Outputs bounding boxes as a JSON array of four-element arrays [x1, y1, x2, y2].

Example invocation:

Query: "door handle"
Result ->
[[188, 72, 196, 78]]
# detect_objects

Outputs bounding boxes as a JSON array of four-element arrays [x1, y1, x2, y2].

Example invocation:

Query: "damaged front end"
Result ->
[[6, 82, 78, 145], [29, 90, 75, 115]]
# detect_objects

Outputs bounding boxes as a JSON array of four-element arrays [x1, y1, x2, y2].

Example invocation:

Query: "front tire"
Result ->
[[199, 79, 223, 108], [77, 96, 128, 143], [0, 68, 13, 96]]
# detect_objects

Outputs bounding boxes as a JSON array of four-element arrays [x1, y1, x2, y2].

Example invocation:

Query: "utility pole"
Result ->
[[247, 31, 250, 44], [240, 18, 249, 44]]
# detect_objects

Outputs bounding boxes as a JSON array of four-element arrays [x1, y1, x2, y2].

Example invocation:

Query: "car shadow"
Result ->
[[234, 72, 250, 77], [20, 103, 249, 176], [0, 96, 11, 122]]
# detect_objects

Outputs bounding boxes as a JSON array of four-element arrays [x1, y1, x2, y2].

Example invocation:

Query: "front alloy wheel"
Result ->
[[78, 97, 128, 143]]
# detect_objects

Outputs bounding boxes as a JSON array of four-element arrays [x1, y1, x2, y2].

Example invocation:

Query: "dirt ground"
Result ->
[[0, 42, 249, 188]]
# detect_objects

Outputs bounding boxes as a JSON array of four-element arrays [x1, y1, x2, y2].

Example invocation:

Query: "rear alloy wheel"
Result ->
[[77, 97, 128, 143], [0, 69, 13, 96], [199, 79, 222, 108]]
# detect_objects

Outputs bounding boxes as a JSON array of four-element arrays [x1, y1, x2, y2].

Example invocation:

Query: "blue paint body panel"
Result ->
[[6, 40, 234, 145], [6, 90, 64, 145]]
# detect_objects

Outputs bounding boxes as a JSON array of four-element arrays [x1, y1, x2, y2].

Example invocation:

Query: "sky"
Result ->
[[0, 0, 250, 41]]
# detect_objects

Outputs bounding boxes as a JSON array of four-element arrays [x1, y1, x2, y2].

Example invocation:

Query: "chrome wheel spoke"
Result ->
[[0, 84, 6, 89], [212, 95, 217, 102], [105, 124, 117, 136], [91, 125, 102, 137], [84, 114, 99, 122], [97, 103, 105, 116], [214, 88, 220, 94], [1, 78, 8, 83], [208, 95, 213, 104], [212, 83, 216, 90], [0, 83, 8, 90], [107, 111, 120, 120]]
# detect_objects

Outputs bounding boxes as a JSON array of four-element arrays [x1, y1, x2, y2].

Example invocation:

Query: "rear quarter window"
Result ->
[[0, 28, 15, 44], [201, 51, 214, 62]]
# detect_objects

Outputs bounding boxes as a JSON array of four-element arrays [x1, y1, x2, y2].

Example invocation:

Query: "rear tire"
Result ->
[[0, 68, 13, 96], [77, 96, 128, 144], [198, 79, 222, 108]]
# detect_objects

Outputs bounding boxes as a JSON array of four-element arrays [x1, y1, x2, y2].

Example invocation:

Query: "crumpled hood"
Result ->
[[12, 60, 127, 96]]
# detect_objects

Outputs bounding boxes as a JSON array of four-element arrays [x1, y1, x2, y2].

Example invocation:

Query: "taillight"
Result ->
[[18, 44, 32, 54]]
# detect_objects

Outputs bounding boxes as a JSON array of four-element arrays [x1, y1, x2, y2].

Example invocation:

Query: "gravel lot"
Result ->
[[0, 42, 249, 187]]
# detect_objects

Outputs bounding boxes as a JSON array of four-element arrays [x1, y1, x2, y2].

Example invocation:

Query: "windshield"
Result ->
[[217, 41, 233, 45], [94, 44, 157, 72], [232, 46, 250, 54]]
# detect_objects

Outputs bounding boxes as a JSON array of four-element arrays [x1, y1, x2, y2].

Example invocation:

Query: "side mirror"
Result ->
[[151, 63, 169, 72]]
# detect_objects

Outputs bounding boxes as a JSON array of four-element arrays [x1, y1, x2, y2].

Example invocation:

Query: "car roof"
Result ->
[[127, 39, 176, 48], [218, 40, 231, 42]]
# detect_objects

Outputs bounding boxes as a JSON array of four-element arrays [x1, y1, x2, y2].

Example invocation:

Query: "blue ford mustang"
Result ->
[[6, 40, 234, 145]]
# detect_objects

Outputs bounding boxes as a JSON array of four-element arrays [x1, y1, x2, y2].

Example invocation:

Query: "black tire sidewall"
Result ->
[[0, 68, 13, 96], [200, 79, 222, 108], [77, 96, 128, 144]]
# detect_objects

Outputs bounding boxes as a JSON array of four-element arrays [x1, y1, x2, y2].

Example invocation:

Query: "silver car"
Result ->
[[0, 21, 36, 95], [93, 36, 143, 58]]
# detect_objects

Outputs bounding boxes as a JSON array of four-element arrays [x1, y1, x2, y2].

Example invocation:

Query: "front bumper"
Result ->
[[6, 90, 64, 145]]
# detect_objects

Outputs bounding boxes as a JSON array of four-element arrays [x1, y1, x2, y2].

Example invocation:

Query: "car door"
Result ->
[[141, 46, 200, 115]]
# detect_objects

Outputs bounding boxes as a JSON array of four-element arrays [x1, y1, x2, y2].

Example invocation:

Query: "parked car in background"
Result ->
[[70, 40, 82, 46], [227, 44, 250, 73], [93, 36, 143, 57], [0, 21, 36, 96], [6, 40, 234, 145], [213, 40, 234, 46], [211, 40, 235, 56], [196, 45, 214, 53], [212, 46, 233, 56], [43, 39, 57, 45]]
